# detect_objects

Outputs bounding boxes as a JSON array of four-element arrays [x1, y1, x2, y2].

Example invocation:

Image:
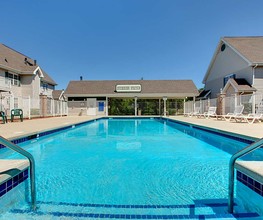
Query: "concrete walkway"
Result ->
[[0, 115, 262, 140], [169, 116, 262, 139], [0, 116, 99, 139]]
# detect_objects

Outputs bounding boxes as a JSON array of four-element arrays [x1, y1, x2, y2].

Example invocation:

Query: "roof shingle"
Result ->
[[223, 37, 263, 64], [65, 80, 198, 97], [0, 43, 57, 85]]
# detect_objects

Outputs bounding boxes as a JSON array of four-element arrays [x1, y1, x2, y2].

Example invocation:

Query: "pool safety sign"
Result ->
[[116, 84, 141, 93]]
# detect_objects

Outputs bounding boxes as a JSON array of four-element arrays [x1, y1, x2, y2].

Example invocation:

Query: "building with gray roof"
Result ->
[[65, 79, 198, 116]]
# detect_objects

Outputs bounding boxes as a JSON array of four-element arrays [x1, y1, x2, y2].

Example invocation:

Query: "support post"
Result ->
[[163, 97, 167, 116], [134, 96, 137, 116], [159, 98, 161, 116], [105, 97, 108, 116]]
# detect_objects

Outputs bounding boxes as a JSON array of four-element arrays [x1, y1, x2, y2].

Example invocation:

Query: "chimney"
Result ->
[[34, 60, 37, 66], [80, 76, 83, 81]]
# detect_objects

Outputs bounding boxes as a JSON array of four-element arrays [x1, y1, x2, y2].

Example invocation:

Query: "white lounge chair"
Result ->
[[197, 107, 217, 119], [221, 105, 244, 121], [184, 107, 201, 117], [235, 105, 263, 124]]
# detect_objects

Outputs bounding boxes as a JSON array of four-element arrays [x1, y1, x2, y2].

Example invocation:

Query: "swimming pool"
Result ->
[[0, 118, 262, 219]]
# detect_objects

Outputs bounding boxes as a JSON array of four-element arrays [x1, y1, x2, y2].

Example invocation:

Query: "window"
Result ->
[[41, 82, 55, 90], [5, 72, 21, 86], [223, 74, 236, 87]]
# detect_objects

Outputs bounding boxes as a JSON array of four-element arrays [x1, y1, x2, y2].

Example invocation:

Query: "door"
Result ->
[[86, 98, 96, 115]]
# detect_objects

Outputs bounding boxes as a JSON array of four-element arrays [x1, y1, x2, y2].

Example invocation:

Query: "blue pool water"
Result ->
[[1, 118, 262, 219]]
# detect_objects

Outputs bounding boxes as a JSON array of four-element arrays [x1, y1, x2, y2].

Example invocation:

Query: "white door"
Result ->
[[86, 98, 96, 115]]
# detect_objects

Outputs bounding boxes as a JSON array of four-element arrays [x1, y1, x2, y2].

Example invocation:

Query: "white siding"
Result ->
[[205, 44, 249, 98], [254, 67, 263, 94]]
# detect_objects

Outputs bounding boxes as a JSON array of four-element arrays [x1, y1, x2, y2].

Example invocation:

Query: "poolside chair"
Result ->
[[221, 105, 244, 121], [197, 106, 217, 119], [184, 107, 201, 117], [235, 105, 263, 124], [0, 111, 7, 124]]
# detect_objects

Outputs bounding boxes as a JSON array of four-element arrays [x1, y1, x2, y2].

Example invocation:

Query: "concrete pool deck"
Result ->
[[168, 116, 262, 140], [0, 116, 100, 140]]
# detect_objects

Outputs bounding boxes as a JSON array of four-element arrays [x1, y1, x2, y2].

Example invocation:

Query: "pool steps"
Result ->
[[2, 201, 260, 219]]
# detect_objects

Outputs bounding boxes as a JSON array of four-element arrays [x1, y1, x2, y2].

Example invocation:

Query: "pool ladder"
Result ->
[[228, 137, 263, 213], [0, 136, 36, 211]]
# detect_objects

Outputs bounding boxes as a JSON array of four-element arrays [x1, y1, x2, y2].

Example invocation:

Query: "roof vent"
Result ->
[[221, 44, 226, 52], [80, 76, 83, 81]]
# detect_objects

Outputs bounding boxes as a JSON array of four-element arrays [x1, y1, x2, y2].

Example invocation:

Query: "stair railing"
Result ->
[[0, 136, 36, 210], [228, 138, 263, 213]]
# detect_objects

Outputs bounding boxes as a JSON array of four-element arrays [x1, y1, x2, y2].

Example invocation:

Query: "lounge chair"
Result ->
[[184, 107, 201, 117], [197, 106, 217, 119], [219, 105, 244, 121], [235, 105, 263, 124]]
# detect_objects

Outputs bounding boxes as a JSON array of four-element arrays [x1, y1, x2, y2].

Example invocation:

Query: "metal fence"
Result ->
[[184, 93, 263, 115], [0, 94, 68, 119]]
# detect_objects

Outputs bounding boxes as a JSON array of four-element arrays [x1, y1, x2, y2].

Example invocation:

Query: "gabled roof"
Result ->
[[223, 37, 263, 64], [222, 78, 256, 94], [0, 44, 37, 73], [196, 89, 211, 100], [52, 90, 64, 100], [203, 36, 263, 84], [42, 70, 57, 85], [0, 43, 57, 85], [65, 80, 199, 97]]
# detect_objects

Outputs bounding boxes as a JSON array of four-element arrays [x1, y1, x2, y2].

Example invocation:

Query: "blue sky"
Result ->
[[1, 0, 263, 90]]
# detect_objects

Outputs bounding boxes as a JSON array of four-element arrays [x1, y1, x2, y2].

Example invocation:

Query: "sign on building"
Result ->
[[116, 85, 141, 93]]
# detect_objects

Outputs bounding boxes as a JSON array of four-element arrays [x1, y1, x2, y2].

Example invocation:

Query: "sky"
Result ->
[[1, 0, 263, 90]]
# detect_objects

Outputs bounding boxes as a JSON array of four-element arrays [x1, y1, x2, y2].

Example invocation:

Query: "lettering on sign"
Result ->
[[116, 85, 141, 92]]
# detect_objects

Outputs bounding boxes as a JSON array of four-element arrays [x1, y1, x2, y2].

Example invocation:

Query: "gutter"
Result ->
[[0, 64, 37, 75]]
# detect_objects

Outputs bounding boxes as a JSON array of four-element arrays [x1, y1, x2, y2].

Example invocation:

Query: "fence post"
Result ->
[[252, 92, 256, 114], [28, 96, 31, 120], [184, 99, 186, 115], [60, 100, 62, 117], [39, 94, 47, 117], [10, 94, 14, 110], [234, 93, 238, 108]]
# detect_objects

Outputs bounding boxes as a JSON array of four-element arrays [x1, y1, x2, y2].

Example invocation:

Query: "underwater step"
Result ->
[[1, 201, 260, 219]]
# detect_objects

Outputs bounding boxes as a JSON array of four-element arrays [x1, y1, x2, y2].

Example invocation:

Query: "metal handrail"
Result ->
[[228, 138, 263, 213], [0, 136, 36, 210]]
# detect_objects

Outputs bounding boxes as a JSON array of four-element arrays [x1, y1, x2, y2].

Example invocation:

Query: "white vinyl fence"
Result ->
[[0, 94, 68, 119], [184, 93, 263, 115]]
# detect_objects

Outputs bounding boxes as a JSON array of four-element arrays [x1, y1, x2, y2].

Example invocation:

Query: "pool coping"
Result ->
[[1, 116, 262, 207], [162, 117, 258, 143]]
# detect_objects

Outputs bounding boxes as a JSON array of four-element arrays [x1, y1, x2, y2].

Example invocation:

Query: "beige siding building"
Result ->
[[65, 79, 198, 116], [0, 44, 57, 114], [202, 37, 263, 99]]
